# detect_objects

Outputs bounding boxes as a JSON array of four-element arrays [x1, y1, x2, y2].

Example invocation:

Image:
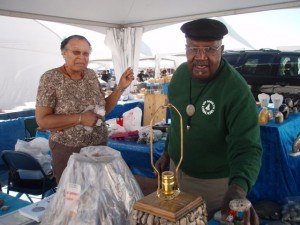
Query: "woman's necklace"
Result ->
[[63, 65, 84, 80], [186, 77, 209, 130]]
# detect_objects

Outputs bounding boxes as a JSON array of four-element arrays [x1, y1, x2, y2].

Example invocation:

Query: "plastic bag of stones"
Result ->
[[281, 196, 300, 224]]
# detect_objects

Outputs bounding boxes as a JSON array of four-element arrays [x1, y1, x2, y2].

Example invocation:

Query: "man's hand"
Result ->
[[221, 184, 260, 225], [154, 151, 170, 174]]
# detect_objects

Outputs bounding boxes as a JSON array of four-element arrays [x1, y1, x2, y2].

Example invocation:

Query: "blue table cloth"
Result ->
[[248, 110, 300, 204], [105, 99, 144, 121], [0, 109, 35, 120], [208, 218, 270, 225], [107, 138, 165, 178], [0, 192, 30, 216]]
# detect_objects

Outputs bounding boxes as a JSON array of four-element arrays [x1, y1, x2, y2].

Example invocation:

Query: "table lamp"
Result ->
[[132, 103, 207, 225]]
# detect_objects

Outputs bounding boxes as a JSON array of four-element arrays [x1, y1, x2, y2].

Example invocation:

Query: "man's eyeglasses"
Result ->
[[66, 49, 90, 57], [186, 46, 222, 56]]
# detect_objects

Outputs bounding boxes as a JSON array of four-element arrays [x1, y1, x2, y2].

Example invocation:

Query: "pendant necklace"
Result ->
[[186, 77, 209, 130], [186, 104, 195, 117]]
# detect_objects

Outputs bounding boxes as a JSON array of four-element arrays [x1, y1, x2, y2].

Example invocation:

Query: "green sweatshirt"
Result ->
[[166, 59, 262, 193]]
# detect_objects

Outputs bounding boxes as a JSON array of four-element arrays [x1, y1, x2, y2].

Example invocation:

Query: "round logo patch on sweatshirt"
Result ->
[[201, 100, 215, 115]]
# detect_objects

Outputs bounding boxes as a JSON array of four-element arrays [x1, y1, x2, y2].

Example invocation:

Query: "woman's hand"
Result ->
[[117, 67, 134, 90], [81, 110, 104, 127], [105, 67, 135, 114]]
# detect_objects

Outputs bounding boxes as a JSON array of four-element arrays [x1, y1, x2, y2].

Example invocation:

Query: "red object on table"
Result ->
[[116, 117, 123, 126], [226, 209, 237, 222], [111, 130, 139, 139]]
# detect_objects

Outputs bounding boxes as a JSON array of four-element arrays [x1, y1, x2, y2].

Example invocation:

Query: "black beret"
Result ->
[[181, 18, 228, 40]]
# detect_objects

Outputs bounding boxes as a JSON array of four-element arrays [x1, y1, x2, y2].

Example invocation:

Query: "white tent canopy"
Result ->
[[104, 27, 143, 95], [1, 0, 299, 32], [0, 16, 63, 111], [1, 1, 300, 111]]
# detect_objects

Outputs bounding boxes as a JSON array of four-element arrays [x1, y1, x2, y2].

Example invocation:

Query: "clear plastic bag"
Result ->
[[40, 146, 143, 225], [15, 138, 52, 175], [137, 126, 163, 143]]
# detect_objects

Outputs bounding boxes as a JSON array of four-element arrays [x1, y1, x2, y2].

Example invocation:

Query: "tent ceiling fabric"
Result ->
[[0, 16, 63, 111], [0, 0, 300, 31], [1, 1, 300, 111], [104, 27, 143, 93]]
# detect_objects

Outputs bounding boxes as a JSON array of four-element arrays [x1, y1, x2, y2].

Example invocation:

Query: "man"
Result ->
[[101, 70, 109, 82], [106, 69, 112, 80], [155, 18, 262, 224], [137, 70, 145, 82]]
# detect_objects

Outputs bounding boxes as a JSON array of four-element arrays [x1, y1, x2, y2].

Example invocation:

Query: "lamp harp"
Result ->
[[132, 103, 208, 224]]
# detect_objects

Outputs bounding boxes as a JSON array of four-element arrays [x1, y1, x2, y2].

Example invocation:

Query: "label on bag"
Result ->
[[65, 183, 81, 217]]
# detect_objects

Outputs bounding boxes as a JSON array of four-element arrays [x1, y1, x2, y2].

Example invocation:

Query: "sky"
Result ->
[[142, 8, 300, 54], [40, 8, 300, 62]]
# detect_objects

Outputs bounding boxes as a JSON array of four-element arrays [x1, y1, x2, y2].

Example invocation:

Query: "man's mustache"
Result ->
[[192, 60, 209, 66]]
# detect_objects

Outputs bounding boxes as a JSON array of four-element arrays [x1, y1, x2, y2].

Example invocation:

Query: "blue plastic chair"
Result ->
[[1, 150, 56, 203]]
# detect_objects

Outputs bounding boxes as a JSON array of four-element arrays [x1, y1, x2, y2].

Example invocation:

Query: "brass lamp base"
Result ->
[[157, 189, 180, 200], [133, 191, 207, 223]]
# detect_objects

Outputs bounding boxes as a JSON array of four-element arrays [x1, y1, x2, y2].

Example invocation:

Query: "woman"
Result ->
[[35, 35, 134, 183]]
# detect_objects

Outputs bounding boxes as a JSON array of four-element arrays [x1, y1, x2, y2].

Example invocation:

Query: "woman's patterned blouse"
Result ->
[[36, 68, 108, 147]]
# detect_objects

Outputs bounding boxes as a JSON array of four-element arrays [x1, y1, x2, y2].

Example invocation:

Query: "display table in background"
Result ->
[[0, 109, 35, 121], [0, 100, 144, 158], [105, 99, 144, 121], [0, 192, 40, 225], [248, 110, 300, 204], [0, 192, 30, 216], [0, 99, 145, 121], [107, 138, 165, 178], [208, 218, 270, 225]]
